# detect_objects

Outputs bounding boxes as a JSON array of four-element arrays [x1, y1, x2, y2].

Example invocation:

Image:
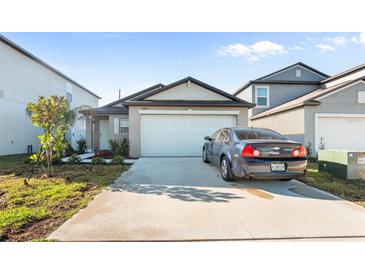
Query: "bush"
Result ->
[[108, 138, 130, 157], [76, 138, 87, 154], [24, 153, 61, 165], [111, 155, 124, 165], [67, 155, 81, 164], [64, 141, 75, 157], [91, 157, 105, 165]]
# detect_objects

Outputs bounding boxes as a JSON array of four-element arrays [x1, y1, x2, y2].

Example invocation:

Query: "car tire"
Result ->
[[220, 156, 234, 181], [202, 147, 210, 163]]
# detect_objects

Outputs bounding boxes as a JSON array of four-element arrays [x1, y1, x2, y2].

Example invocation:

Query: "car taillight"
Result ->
[[291, 145, 307, 157], [241, 144, 262, 157]]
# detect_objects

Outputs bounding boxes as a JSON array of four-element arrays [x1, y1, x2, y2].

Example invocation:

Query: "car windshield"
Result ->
[[233, 128, 287, 140]]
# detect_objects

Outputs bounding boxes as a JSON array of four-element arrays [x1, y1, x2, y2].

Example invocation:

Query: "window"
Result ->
[[296, 69, 302, 77], [217, 130, 229, 142], [255, 86, 269, 107], [233, 128, 287, 140], [119, 118, 129, 134], [211, 130, 221, 139], [66, 92, 72, 103], [66, 82, 72, 103], [358, 91, 365, 103]]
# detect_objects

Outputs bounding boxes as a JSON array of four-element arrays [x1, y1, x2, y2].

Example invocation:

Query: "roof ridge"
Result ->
[[103, 83, 165, 107], [127, 76, 254, 107], [321, 63, 365, 83]]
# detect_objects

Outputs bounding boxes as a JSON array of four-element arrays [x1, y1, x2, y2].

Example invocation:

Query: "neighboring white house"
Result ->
[[0, 35, 100, 156]]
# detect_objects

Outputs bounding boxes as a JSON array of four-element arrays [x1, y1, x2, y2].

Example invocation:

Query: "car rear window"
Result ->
[[233, 128, 287, 140]]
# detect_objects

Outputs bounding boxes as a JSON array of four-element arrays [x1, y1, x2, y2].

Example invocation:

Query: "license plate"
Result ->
[[271, 163, 285, 172]]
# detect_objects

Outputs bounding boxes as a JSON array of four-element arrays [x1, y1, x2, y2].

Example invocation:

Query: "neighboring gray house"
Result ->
[[234, 62, 329, 117], [83, 77, 254, 158], [235, 62, 365, 153]]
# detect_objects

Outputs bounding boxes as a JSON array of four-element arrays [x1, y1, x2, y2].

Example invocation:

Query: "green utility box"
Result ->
[[318, 150, 365, 180]]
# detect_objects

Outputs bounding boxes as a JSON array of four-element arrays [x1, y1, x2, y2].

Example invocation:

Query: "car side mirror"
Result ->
[[204, 136, 212, 141]]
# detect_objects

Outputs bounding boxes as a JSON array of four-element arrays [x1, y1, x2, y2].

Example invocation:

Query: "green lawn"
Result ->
[[301, 163, 365, 207], [0, 154, 127, 241]]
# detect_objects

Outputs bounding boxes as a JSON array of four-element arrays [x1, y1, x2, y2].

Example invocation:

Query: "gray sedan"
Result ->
[[202, 127, 307, 181]]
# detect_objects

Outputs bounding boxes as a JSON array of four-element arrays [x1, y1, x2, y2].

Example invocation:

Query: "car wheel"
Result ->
[[202, 147, 210, 163], [220, 156, 233, 181]]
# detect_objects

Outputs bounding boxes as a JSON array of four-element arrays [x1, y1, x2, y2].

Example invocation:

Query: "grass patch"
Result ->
[[0, 154, 127, 241], [300, 163, 365, 207]]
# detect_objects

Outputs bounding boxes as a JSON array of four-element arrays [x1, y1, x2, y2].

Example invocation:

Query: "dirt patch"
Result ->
[[5, 218, 64, 242]]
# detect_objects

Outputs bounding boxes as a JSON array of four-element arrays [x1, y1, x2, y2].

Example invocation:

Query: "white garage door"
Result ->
[[141, 114, 237, 156], [317, 116, 365, 150]]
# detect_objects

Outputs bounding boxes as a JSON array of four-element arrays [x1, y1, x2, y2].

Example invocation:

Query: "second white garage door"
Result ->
[[141, 114, 237, 156], [316, 115, 365, 151]]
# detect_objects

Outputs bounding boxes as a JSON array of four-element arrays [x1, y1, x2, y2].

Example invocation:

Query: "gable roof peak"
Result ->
[[256, 62, 329, 81]]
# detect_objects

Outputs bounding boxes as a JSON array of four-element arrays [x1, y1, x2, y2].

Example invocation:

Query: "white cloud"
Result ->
[[218, 43, 251, 57], [325, 36, 347, 47], [315, 43, 336, 52], [218, 40, 287, 62], [350, 32, 365, 45], [359, 32, 365, 44]]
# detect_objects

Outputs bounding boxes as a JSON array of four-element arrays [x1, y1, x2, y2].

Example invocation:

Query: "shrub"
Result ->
[[121, 138, 130, 157], [24, 153, 61, 165], [67, 155, 82, 164], [108, 138, 130, 157], [64, 141, 75, 157], [91, 157, 105, 165], [111, 155, 124, 165], [305, 142, 313, 158], [76, 138, 87, 154]]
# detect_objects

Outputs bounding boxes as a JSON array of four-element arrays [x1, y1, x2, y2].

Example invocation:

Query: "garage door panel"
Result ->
[[141, 115, 237, 156], [317, 116, 365, 150]]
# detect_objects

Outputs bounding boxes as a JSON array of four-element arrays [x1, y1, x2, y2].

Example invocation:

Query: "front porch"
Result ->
[[84, 107, 129, 151]]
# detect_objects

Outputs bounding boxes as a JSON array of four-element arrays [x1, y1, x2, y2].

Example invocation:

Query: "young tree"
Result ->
[[26, 95, 89, 178]]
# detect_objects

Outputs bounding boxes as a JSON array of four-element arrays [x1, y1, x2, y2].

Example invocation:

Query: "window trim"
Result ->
[[119, 118, 129, 135], [254, 85, 270, 108], [358, 91, 365, 103]]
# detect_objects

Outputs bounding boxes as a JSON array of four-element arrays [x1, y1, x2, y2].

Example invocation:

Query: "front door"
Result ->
[[99, 120, 110, 149]]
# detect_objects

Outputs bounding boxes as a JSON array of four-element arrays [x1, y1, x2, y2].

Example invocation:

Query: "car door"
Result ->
[[206, 129, 221, 161], [212, 129, 228, 164]]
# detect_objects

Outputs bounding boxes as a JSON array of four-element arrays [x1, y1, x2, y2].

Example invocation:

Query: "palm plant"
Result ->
[[26, 95, 91, 179]]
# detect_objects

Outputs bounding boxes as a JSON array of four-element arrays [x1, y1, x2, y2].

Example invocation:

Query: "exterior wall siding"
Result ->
[[263, 65, 326, 81], [0, 40, 98, 155], [250, 107, 305, 144], [304, 81, 365, 153], [146, 82, 230, 101], [128, 106, 249, 158], [250, 83, 319, 116]]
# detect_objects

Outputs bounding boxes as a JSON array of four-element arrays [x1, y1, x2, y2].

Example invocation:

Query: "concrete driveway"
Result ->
[[49, 157, 365, 241]]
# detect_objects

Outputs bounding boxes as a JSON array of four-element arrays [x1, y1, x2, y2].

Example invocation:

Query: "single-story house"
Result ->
[[83, 77, 254, 157]]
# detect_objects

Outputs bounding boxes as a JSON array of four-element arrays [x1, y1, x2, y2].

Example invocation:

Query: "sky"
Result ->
[[2, 32, 365, 105]]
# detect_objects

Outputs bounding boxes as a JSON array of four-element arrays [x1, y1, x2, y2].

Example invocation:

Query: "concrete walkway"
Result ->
[[49, 157, 365, 241]]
